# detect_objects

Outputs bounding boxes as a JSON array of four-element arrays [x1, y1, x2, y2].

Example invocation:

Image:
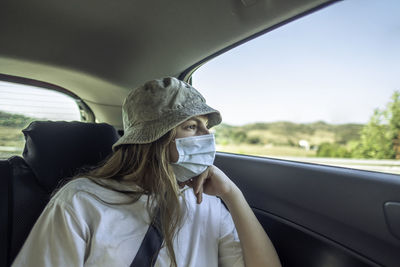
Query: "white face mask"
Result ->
[[171, 133, 216, 182]]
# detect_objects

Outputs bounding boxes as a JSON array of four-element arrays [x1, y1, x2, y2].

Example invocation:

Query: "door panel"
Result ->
[[255, 209, 376, 267], [215, 152, 400, 267]]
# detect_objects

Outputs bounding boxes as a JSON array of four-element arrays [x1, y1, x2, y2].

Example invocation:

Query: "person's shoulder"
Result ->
[[50, 177, 133, 206], [51, 177, 96, 199], [60, 177, 98, 192]]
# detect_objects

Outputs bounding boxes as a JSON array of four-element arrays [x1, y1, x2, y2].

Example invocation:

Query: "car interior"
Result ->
[[1, 0, 400, 266]]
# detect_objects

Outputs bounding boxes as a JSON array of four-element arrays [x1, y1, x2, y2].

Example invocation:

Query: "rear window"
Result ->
[[0, 81, 82, 159], [192, 0, 400, 175]]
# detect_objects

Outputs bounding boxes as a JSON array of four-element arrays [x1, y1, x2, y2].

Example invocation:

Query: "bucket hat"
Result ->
[[112, 77, 222, 150]]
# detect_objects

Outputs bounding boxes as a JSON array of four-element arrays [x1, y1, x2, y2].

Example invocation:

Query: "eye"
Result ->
[[185, 124, 197, 130]]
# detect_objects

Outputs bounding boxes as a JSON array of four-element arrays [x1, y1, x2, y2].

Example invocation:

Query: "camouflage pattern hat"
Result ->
[[112, 77, 221, 150]]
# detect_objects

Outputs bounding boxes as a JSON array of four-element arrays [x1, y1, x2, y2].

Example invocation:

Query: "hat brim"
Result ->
[[112, 104, 221, 150]]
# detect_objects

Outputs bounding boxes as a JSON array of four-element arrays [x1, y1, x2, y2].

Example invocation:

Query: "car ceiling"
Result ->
[[0, 0, 335, 129]]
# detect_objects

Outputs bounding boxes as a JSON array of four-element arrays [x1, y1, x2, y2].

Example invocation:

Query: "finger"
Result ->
[[194, 169, 209, 194], [196, 186, 203, 204], [192, 172, 206, 204]]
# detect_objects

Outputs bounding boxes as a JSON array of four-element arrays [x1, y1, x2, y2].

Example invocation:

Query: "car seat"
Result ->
[[0, 121, 120, 266]]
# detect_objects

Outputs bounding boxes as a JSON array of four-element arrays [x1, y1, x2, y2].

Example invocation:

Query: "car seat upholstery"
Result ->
[[1, 121, 120, 266], [0, 159, 12, 267]]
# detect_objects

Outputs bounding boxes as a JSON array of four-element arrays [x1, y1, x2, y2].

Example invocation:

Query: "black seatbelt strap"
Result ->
[[130, 212, 163, 267]]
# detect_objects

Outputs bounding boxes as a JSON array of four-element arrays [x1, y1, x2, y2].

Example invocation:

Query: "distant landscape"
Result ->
[[212, 121, 363, 158], [0, 111, 37, 158], [1, 89, 400, 175], [0, 110, 363, 158]]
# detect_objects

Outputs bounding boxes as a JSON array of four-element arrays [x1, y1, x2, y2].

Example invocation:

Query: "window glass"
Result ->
[[192, 0, 400, 174], [0, 81, 81, 159]]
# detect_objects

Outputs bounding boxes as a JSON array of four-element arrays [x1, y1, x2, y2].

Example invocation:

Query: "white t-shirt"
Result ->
[[12, 177, 244, 267]]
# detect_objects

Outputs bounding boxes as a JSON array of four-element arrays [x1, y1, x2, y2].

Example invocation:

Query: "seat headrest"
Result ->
[[22, 121, 120, 192]]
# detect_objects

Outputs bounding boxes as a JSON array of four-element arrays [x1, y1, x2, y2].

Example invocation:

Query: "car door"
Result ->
[[214, 153, 400, 267]]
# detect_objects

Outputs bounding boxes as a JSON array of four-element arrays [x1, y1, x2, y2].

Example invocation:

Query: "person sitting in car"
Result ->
[[12, 77, 281, 267]]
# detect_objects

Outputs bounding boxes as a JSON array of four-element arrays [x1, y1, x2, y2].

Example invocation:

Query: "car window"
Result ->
[[192, 0, 400, 175], [0, 81, 82, 159]]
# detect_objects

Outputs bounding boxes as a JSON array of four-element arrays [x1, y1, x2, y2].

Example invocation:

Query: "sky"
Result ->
[[0, 0, 399, 125], [193, 0, 400, 125]]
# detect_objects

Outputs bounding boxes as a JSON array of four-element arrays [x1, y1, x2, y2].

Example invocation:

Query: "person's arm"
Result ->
[[12, 199, 89, 267], [189, 165, 281, 267]]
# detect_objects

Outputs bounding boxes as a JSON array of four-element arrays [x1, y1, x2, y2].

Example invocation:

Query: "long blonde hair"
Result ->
[[73, 128, 183, 266]]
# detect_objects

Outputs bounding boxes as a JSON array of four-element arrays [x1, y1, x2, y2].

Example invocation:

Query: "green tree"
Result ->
[[232, 130, 247, 143], [352, 91, 400, 159], [0, 111, 36, 127], [317, 142, 351, 158], [247, 136, 262, 145]]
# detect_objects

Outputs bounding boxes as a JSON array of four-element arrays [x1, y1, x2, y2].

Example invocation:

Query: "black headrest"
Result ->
[[22, 121, 120, 192]]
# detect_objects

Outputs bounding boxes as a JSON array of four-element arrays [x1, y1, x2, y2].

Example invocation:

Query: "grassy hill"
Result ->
[[214, 121, 363, 147], [0, 110, 37, 127], [212, 121, 364, 157], [0, 109, 364, 158]]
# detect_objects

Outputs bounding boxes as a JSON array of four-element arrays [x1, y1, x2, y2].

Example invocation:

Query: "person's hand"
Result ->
[[184, 165, 238, 204]]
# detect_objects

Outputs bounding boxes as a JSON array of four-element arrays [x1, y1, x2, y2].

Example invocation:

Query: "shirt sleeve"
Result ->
[[218, 200, 245, 267], [12, 199, 89, 267]]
